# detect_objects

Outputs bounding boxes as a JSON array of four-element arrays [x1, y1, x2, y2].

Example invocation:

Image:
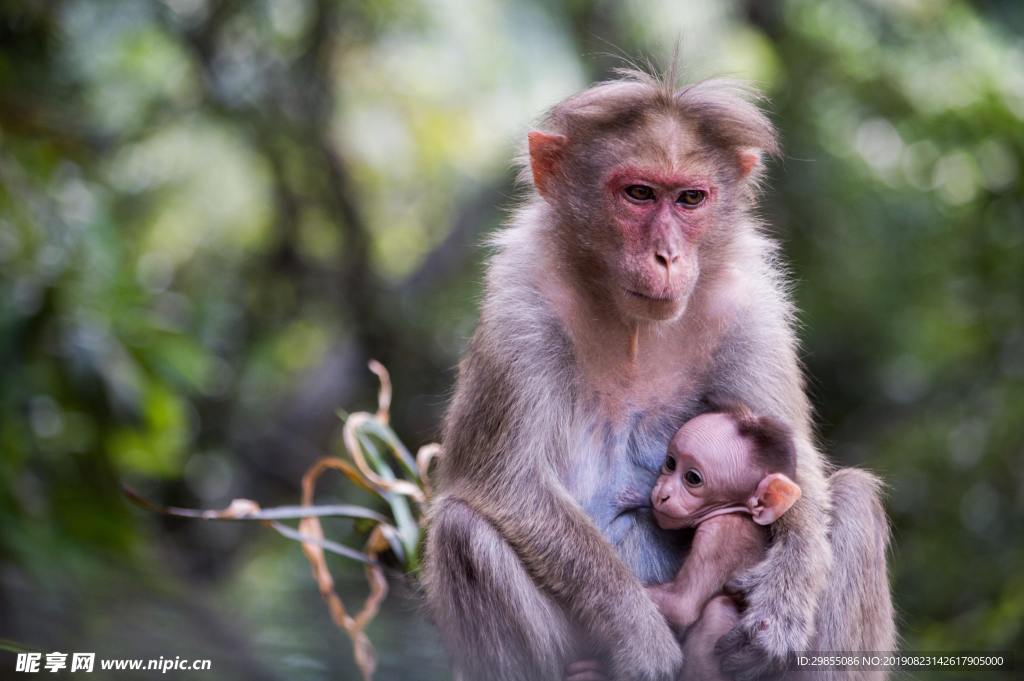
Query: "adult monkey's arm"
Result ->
[[706, 298, 834, 677]]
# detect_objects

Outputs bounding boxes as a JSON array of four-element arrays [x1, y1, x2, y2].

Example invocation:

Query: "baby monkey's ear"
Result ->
[[747, 473, 802, 525]]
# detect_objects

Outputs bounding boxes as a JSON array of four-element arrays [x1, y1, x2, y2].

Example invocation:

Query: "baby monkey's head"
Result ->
[[650, 406, 801, 530]]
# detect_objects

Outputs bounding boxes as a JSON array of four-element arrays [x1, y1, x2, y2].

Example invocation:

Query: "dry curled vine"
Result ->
[[125, 361, 440, 681]]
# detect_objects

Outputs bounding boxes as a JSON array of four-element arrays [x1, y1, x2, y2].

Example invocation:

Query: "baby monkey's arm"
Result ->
[[647, 514, 768, 635]]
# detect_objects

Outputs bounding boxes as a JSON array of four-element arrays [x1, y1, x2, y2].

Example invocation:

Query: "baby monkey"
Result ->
[[566, 407, 801, 681], [646, 406, 802, 681]]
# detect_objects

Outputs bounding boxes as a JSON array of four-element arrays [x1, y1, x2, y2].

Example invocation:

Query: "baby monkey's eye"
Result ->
[[683, 469, 703, 487], [662, 456, 677, 473]]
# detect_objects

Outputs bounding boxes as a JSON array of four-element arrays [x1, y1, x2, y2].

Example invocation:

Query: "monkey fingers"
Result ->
[[646, 583, 701, 637], [565, 658, 610, 681], [714, 626, 787, 681], [720, 577, 749, 611]]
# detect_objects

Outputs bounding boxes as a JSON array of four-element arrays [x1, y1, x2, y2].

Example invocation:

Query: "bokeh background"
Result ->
[[1, 0, 1022, 679]]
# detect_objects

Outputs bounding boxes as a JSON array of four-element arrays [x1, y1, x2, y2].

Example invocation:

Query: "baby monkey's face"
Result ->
[[651, 411, 803, 530], [650, 412, 764, 530]]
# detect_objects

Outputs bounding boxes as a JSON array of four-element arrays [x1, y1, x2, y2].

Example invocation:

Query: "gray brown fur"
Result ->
[[422, 69, 895, 681]]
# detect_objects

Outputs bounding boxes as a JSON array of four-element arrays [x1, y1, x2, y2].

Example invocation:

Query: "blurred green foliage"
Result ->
[[0, 1, 1021, 679]]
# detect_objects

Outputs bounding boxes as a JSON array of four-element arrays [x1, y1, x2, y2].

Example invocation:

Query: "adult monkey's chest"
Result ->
[[562, 379, 708, 583], [552, 298, 729, 581]]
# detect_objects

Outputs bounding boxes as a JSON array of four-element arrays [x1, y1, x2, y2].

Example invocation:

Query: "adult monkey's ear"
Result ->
[[736, 148, 763, 179], [747, 473, 801, 525], [528, 131, 568, 200]]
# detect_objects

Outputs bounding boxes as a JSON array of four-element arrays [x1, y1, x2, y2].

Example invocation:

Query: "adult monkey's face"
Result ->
[[528, 110, 760, 323]]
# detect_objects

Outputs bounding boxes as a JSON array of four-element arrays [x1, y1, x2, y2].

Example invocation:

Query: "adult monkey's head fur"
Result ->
[[524, 70, 779, 325]]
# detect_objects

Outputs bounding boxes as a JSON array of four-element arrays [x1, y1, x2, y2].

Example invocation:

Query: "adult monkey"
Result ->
[[423, 69, 894, 681]]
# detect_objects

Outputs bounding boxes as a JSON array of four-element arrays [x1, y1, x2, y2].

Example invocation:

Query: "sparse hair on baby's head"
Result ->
[[710, 401, 798, 480]]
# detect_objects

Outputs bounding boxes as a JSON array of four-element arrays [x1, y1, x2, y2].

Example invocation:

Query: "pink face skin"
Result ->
[[602, 162, 718, 322], [650, 412, 759, 530]]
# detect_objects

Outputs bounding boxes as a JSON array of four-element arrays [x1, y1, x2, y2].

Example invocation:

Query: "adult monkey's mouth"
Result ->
[[624, 288, 675, 303]]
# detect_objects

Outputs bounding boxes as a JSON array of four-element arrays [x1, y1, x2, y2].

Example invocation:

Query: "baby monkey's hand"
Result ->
[[646, 583, 702, 636]]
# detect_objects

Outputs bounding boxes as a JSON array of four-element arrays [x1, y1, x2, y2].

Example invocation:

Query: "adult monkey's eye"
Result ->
[[624, 184, 655, 202], [683, 469, 703, 486], [676, 190, 706, 207], [662, 456, 677, 473]]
